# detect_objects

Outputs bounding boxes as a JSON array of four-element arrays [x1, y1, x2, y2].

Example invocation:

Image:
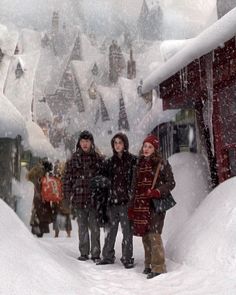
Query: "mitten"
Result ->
[[146, 188, 161, 199], [128, 207, 134, 220]]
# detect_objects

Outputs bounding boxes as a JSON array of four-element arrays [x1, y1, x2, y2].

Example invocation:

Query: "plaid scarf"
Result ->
[[133, 157, 154, 236]]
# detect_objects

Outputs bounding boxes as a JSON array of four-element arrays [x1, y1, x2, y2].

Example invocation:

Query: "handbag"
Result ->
[[151, 162, 176, 213]]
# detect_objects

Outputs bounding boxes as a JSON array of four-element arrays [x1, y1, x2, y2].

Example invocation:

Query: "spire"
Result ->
[[73, 76, 85, 113], [99, 93, 110, 122], [51, 11, 59, 37], [118, 90, 130, 131]]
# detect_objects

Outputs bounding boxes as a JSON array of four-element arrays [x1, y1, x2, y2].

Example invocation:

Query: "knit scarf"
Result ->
[[133, 157, 154, 237]]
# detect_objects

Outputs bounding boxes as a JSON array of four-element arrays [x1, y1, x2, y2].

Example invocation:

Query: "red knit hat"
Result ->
[[143, 134, 159, 150]]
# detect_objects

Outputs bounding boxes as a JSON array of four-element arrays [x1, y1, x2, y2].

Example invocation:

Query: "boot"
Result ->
[[147, 272, 161, 279], [96, 259, 114, 265], [78, 255, 89, 261], [91, 257, 101, 263], [54, 230, 59, 238], [142, 267, 151, 274]]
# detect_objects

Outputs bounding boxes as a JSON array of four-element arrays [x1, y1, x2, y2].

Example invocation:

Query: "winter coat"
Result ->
[[63, 147, 104, 209], [27, 163, 53, 228], [103, 153, 137, 206], [90, 175, 110, 227], [131, 155, 175, 236], [104, 133, 137, 206]]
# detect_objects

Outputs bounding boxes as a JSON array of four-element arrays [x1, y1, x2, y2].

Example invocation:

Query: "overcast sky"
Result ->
[[0, 0, 216, 37]]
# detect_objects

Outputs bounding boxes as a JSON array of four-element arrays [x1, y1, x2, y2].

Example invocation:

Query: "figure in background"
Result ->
[[97, 133, 137, 268], [27, 159, 53, 238], [128, 135, 175, 279], [52, 160, 72, 238], [63, 131, 104, 262]]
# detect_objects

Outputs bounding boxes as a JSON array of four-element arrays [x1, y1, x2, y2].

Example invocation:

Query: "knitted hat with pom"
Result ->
[[143, 134, 159, 150]]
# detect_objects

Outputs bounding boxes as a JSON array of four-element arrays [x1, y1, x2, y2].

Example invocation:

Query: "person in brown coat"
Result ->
[[128, 134, 175, 279], [27, 159, 53, 238]]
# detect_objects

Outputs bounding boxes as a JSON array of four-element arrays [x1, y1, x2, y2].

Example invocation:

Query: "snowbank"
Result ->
[[163, 152, 210, 242], [0, 199, 84, 294], [167, 176, 236, 272]]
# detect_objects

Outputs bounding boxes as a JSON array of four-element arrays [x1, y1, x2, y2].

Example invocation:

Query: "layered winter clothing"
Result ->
[[27, 162, 53, 237], [130, 135, 175, 276], [52, 161, 72, 237], [99, 133, 137, 267], [63, 131, 104, 259]]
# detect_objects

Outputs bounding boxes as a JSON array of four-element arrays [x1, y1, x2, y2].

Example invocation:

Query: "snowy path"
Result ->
[[36, 223, 233, 295]]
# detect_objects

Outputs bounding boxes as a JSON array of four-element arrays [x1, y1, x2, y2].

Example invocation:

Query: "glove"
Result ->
[[128, 207, 134, 221], [146, 189, 161, 199]]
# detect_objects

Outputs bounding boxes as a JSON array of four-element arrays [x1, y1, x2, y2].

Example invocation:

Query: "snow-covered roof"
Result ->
[[35, 100, 53, 123], [24, 121, 58, 160], [160, 39, 190, 61], [0, 93, 27, 140], [0, 23, 18, 56], [4, 51, 40, 120], [38, 26, 79, 95], [0, 23, 19, 93], [142, 7, 236, 94]]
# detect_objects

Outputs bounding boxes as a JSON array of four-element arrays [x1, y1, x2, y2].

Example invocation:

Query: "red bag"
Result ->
[[41, 175, 62, 203]]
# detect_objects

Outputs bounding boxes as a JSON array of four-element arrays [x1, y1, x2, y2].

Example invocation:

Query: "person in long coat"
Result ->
[[27, 160, 53, 237], [97, 133, 137, 268], [52, 160, 72, 238], [128, 134, 175, 279], [63, 130, 104, 262]]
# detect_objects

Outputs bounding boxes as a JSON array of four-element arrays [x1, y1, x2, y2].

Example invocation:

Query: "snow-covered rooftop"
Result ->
[[0, 93, 27, 140], [142, 7, 236, 94], [0, 23, 19, 93], [0, 23, 18, 56], [24, 120, 59, 160], [159, 39, 190, 61]]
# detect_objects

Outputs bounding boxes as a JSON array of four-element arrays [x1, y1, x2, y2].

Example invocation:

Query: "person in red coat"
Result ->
[[129, 134, 175, 279]]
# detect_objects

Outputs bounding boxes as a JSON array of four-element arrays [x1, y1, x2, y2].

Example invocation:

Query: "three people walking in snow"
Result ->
[[27, 130, 176, 279]]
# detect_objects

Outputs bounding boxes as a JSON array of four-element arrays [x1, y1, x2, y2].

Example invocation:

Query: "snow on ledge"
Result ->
[[142, 7, 236, 94], [0, 94, 27, 140], [23, 121, 59, 160]]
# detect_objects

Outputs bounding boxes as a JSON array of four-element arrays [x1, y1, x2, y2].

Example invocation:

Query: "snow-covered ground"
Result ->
[[1, 152, 236, 294]]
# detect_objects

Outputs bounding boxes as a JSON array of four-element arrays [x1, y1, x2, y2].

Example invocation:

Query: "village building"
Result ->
[[0, 24, 59, 210], [140, 7, 236, 186]]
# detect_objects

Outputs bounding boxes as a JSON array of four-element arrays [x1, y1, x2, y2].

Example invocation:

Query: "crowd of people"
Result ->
[[27, 130, 175, 279]]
